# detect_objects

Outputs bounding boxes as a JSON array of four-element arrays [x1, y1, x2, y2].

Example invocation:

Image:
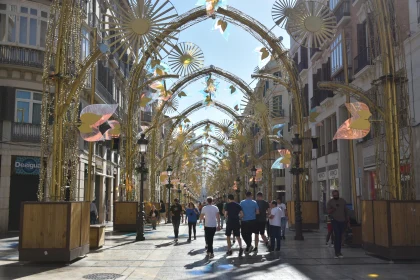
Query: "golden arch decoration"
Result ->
[[124, 5, 305, 198]]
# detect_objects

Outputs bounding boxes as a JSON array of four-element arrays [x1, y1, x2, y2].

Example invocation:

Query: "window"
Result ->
[[329, 0, 340, 11], [15, 90, 42, 124], [272, 95, 283, 117], [263, 80, 269, 97], [0, 2, 48, 47], [331, 34, 343, 74], [81, 28, 90, 60]]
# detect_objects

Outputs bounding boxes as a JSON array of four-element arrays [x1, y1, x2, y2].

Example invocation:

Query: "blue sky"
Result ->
[[163, 0, 290, 134]]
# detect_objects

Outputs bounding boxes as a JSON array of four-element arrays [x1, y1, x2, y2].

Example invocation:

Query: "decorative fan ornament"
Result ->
[[334, 102, 372, 140], [286, 1, 337, 49], [168, 42, 205, 76], [102, 0, 179, 62], [78, 104, 118, 142], [272, 0, 298, 28], [216, 120, 234, 140]]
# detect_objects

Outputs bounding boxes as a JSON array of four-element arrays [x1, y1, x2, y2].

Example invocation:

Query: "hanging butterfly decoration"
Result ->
[[272, 124, 284, 137], [334, 102, 372, 140], [196, 0, 228, 16], [78, 104, 118, 142], [203, 94, 215, 107], [214, 18, 230, 40], [103, 120, 121, 140]]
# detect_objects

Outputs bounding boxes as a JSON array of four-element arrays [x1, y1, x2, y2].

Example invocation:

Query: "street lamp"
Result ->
[[290, 134, 304, 241], [235, 176, 241, 202], [136, 134, 148, 241], [166, 165, 173, 224], [251, 165, 257, 199]]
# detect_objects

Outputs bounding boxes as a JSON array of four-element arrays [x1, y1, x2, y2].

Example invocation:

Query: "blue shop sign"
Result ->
[[14, 157, 41, 175]]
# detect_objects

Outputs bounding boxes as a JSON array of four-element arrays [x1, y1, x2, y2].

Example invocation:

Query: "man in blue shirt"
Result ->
[[240, 191, 259, 253]]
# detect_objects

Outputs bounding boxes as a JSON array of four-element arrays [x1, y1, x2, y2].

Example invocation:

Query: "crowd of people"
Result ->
[[148, 189, 349, 259]]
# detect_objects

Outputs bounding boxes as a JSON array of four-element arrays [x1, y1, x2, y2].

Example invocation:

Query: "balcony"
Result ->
[[334, 0, 351, 28], [298, 60, 308, 73], [96, 79, 115, 104], [354, 47, 373, 76], [0, 45, 44, 69], [11, 122, 41, 143]]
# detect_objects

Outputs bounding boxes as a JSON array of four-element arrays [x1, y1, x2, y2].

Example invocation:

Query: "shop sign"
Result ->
[[328, 169, 339, 179], [14, 157, 41, 175], [317, 172, 326, 181]]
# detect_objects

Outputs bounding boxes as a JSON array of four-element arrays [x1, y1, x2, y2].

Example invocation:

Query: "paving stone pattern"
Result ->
[[1, 222, 419, 279]]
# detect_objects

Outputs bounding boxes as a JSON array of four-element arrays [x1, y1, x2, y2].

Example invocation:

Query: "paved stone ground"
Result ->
[[1, 222, 420, 280]]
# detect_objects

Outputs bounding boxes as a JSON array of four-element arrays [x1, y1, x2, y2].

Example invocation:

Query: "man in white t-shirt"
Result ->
[[199, 196, 221, 258], [277, 198, 287, 239], [268, 200, 283, 252]]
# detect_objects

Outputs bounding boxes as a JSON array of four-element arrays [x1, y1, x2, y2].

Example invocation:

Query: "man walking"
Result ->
[[256, 192, 270, 248], [224, 194, 244, 256], [170, 198, 183, 242], [268, 200, 283, 252], [216, 199, 225, 229], [327, 190, 349, 258], [277, 198, 287, 239], [200, 196, 221, 258], [240, 191, 259, 253]]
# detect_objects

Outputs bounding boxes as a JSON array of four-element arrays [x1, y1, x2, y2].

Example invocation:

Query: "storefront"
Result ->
[[8, 156, 40, 230], [317, 171, 327, 214]]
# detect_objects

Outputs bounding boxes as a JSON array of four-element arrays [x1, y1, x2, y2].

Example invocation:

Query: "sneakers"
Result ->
[[209, 253, 214, 259], [246, 245, 254, 253], [239, 248, 244, 257], [226, 250, 233, 256], [174, 238, 178, 242], [187, 238, 191, 242], [334, 253, 344, 259]]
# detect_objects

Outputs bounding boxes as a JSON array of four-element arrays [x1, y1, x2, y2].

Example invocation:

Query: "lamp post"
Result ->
[[251, 165, 257, 199], [291, 134, 304, 241], [166, 165, 173, 224], [136, 134, 148, 241], [235, 177, 241, 202]]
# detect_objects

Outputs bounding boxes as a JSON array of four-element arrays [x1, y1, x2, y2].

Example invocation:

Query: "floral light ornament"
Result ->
[[78, 104, 118, 142], [334, 102, 372, 140]]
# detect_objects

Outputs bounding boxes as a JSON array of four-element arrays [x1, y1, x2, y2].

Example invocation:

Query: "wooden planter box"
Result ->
[[19, 202, 90, 262], [287, 201, 320, 230], [89, 225, 105, 249], [113, 202, 138, 232], [362, 200, 420, 260]]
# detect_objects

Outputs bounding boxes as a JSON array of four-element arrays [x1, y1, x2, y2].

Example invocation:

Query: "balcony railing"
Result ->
[[11, 122, 41, 143], [334, 0, 351, 23], [354, 47, 372, 76], [0, 45, 44, 69]]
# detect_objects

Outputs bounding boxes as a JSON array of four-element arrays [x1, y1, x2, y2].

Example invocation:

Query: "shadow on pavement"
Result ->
[[184, 256, 211, 270], [188, 248, 207, 256], [155, 241, 175, 248]]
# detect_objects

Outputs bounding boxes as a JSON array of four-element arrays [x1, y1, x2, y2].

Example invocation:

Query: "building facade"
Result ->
[[0, 0, 150, 233], [290, 0, 413, 219]]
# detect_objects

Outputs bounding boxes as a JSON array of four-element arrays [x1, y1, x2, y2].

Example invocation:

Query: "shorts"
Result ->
[[225, 223, 240, 237], [257, 221, 266, 235]]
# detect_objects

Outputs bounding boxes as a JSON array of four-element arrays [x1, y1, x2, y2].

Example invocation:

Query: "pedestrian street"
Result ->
[[1, 223, 419, 280]]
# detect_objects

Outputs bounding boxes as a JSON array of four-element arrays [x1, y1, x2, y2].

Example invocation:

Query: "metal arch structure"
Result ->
[[169, 65, 254, 99], [196, 157, 221, 167], [125, 5, 306, 200], [190, 144, 224, 156], [189, 134, 230, 150], [183, 119, 227, 137], [317, 81, 385, 118]]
